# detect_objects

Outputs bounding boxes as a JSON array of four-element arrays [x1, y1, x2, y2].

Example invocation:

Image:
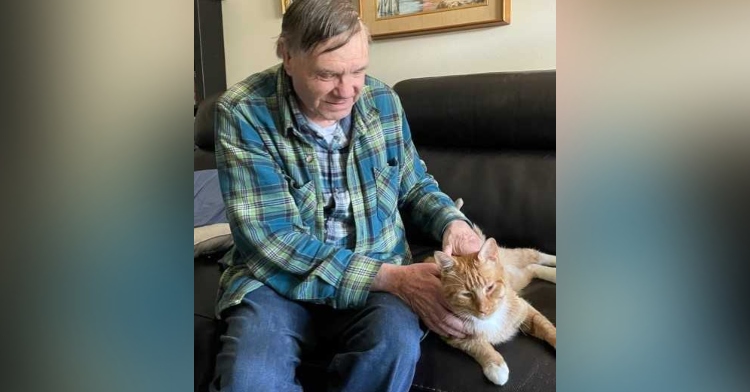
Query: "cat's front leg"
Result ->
[[446, 338, 510, 385], [520, 302, 556, 349]]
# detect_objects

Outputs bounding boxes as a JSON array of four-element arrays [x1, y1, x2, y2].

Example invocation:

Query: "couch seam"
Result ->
[[411, 383, 455, 392], [194, 313, 216, 321]]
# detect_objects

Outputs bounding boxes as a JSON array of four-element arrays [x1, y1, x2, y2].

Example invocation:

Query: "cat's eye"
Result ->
[[485, 283, 496, 293], [458, 291, 472, 299]]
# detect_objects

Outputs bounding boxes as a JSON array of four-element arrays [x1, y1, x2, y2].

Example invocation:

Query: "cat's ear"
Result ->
[[433, 251, 455, 271], [477, 238, 499, 264]]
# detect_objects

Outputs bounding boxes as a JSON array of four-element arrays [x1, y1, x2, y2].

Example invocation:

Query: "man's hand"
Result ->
[[442, 220, 483, 256], [371, 263, 470, 339]]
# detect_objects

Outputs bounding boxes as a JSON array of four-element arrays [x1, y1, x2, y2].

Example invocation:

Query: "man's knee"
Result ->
[[386, 327, 422, 364], [211, 288, 310, 391], [360, 293, 423, 360], [214, 349, 299, 392], [366, 292, 421, 328], [213, 317, 304, 391]]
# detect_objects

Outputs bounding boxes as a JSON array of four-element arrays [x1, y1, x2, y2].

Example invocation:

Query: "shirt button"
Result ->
[[306, 154, 314, 163]]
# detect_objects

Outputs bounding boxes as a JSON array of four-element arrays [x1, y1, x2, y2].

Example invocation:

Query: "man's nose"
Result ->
[[334, 75, 357, 98]]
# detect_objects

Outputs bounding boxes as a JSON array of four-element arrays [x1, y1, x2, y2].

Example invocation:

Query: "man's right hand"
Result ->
[[371, 263, 470, 339]]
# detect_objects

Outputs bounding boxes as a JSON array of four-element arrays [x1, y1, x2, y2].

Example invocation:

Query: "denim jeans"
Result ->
[[210, 285, 424, 392]]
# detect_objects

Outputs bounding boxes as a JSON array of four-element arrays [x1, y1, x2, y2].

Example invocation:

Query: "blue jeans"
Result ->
[[210, 285, 424, 392]]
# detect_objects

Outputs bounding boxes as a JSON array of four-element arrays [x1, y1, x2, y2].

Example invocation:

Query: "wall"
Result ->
[[222, 0, 555, 87]]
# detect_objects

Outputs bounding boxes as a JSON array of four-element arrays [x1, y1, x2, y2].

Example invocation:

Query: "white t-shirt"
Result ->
[[304, 117, 348, 147]]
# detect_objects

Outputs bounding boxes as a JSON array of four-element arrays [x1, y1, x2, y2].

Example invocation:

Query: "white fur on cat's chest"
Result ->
[[468, 302, 525, 344]]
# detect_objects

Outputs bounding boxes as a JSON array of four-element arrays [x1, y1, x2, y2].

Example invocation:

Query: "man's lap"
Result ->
[[218, 285, 423, 361], [212, 285, 425, 391], [224, 285, 422, 343]]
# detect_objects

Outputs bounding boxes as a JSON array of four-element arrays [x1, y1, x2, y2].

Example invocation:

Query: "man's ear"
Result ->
[[280, 43, 293, 73], [434, 251, 454, 271]]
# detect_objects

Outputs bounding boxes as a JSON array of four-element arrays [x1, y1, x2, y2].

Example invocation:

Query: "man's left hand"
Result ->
[[441, 220, 483, 256]]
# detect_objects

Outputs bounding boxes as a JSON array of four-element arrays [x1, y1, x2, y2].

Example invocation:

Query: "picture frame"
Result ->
[[359, 0, 510, 40], [281, 0, 294, 14]]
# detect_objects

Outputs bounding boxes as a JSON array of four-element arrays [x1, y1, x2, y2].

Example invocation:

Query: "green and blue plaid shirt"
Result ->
[[214, 65, 468, 317]]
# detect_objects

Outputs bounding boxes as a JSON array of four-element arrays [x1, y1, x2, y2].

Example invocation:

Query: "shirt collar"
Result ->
[[290, 96, 352, 137]]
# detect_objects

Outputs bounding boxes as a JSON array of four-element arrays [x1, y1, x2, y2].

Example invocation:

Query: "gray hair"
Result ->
[[276, 0, 368, 58]]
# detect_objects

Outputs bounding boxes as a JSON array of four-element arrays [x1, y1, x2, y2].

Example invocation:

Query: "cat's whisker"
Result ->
[[455, 312, 474, 322]]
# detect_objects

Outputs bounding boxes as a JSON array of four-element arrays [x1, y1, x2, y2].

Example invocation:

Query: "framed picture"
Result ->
[[281, 0, 294, 14], [359, 0, 510, 40]]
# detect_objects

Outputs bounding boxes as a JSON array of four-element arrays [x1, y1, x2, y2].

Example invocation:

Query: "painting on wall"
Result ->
[[281, 0, 294, 14], [361, 0, 510, 39]]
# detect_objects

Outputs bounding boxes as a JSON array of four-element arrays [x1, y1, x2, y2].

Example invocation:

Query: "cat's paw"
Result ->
[[483, 362, 510, 385]]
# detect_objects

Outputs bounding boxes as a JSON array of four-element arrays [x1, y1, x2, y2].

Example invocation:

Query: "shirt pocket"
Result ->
[[373, 159, 400, 221], [288, 179, 316, 230]]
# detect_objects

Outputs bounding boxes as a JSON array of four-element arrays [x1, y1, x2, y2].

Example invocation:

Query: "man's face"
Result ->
[[283, 27, 369, 126]]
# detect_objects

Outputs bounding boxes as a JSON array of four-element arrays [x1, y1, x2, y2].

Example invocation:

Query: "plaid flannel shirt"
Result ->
[[214, 65, 469, 317]]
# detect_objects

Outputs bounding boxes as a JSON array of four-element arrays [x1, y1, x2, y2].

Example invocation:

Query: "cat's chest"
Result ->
[[469, 303, 525, 344]]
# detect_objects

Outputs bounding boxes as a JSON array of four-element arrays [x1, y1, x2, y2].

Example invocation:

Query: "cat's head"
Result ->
[[434, 237, 509, 319]]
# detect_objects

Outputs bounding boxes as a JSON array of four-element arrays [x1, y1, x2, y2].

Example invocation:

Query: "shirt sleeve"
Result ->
[[393, 97, 473, 241], [215, 101, 381, 309]]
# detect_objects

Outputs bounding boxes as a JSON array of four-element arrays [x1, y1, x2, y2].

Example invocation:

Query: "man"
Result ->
[[211, 0, 482, 391]]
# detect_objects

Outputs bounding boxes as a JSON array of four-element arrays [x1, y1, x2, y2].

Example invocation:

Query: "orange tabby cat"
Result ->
[[426, 201, 556, 385]]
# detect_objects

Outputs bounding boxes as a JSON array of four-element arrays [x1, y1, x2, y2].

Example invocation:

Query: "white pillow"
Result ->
[[194, 223, 233, 258]]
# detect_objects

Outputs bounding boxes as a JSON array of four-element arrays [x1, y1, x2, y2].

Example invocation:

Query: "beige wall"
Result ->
[[222, 0, 555, 87]]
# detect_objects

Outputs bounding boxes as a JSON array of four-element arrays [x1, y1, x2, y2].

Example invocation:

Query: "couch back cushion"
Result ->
[[194, 92, 223, 171], [394, 71, 556, 253]]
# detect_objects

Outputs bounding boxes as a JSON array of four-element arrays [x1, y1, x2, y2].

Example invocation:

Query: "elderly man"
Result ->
[[211, 0, 482, 391]]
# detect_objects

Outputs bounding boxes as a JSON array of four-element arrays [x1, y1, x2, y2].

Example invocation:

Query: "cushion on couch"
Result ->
[[194, 169, 233, 257]]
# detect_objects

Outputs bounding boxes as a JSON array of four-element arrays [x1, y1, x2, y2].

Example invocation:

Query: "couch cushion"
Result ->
[[195, 314, 221, 392], [194, 92, 222, 151], [195, 253, 224, 392], [194, 169, 227, 227], [416, 148, 556, 254], [194, 169, 233, 257], [194, 92, 222, 172], [393, 71, 555, 151]]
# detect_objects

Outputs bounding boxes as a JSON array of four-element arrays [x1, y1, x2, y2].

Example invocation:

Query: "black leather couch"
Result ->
[[194, 70, 556, 392]]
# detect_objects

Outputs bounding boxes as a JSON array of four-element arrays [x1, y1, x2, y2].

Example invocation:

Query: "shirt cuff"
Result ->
[[333, 253, 382, 309], [432, 206, 472, 241]]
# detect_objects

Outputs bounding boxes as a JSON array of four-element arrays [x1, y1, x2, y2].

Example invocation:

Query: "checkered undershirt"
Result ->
[[293, 105, 356, 249]]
